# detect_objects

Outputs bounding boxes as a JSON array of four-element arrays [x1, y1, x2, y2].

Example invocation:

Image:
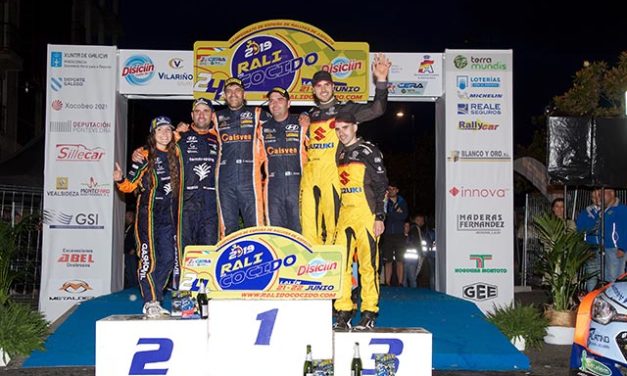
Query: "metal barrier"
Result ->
[[0, 185, 42, 299], [519, 187, 625, 286]]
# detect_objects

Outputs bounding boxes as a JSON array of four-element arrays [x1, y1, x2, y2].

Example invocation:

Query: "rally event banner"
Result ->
[[41, 45, 117, 322], [180, 227, 344, 299], [193, 19, 370, 103], [443, 50, 514, 313]]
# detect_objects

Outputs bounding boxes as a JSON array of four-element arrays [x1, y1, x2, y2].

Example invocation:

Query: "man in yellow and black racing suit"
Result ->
[[331, 111, 388, 331], [300, 53, 391, 245]]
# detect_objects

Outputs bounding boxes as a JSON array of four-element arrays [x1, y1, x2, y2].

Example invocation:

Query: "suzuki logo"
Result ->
[[339, 171, 350, 185], [313, 127, 326, 141]]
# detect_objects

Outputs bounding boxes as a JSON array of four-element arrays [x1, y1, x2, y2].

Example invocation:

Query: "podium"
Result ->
[[96, 228, 433, 375]]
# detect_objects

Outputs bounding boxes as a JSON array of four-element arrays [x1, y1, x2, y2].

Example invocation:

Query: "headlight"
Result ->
[[420, 240, 428, 252], [404, 249, 419, 260], [592, 296, 617, 325]]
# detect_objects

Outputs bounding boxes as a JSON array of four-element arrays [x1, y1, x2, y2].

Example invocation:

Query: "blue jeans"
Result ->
[[585, 248, 626, 292]]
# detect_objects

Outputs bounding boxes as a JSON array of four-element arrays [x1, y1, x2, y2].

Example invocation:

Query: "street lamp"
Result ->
[[396, 111, 405, 118]]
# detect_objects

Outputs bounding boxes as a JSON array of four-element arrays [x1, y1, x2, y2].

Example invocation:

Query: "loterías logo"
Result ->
[[56, 144, 105, 162]]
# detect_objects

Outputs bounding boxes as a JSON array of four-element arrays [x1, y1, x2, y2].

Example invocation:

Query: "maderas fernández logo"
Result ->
[[216, 239, 296, 290], [453, 55, 468, 69], [231, 35, 318, 92], [122, 55, 155, 85]]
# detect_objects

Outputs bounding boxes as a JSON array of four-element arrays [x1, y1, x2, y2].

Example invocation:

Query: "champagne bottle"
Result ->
[[197, 279, 209, 319], [303, 344, 314, 376], [351, 342, 362, 376]]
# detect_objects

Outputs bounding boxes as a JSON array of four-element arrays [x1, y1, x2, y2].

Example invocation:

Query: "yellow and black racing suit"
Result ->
[[333, 138, 388, 314], [300, 81, 388, 244]]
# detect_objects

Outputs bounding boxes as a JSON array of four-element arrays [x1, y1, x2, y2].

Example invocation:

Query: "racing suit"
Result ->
[[262, 113, 306, 233], [300, 81, 388, 244], [117, 149, 178, 303], [176, 126, 219, 256], [215, 106, 269, 237], [333, 138, 388, 314]]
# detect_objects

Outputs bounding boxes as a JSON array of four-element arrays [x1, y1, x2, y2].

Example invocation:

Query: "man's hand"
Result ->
[[298, 113, 310, 128], [618, 249, 624, 258], [113, 162, 123, 182], [373, 220, 385, 237], [176, 121, 190, 133], [372, 53, 392, 82], [131, 147, 145, 163]]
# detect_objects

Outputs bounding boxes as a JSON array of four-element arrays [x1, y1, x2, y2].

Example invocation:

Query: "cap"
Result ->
[[335, 111, 357, 124], [150, 116, 174, 132], [224, 77, 244, 89], [312, 70, 333, 86], [192, 98, 213, 111], [266, 87, 290, 100]]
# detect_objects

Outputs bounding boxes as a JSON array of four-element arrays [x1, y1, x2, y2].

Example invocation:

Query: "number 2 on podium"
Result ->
[[255, 308, 278, 345]]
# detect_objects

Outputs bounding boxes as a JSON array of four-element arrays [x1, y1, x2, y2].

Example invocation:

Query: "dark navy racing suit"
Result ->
[[262, 113, 306, 233], [176, 126, 219, 253], [215, 106, 270, 237], [117, 149, 177, 303]]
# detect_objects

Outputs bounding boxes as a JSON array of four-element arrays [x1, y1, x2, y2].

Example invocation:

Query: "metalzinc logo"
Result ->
[[454, 254, 507, 273], [51, 51, 62, 67], [122, 55, 155, 85]]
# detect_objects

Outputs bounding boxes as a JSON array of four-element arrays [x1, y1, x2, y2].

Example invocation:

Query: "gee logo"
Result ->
[[216, 239, 296, 290]]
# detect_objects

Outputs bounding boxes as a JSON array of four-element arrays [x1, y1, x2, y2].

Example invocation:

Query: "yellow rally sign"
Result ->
[[193, 19, 369, 102], [180, 226, 344, 299]]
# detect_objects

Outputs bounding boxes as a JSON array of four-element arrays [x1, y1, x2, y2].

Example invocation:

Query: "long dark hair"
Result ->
[[145, 132, 179, 196]]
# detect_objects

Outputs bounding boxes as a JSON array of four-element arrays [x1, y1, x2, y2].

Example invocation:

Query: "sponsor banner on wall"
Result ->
[[444, 50, 513, 313], [42, 45, 117, 322], [193, 20, 369, 102], [368, 53, 443, 98], [118, 50, 193, 95]]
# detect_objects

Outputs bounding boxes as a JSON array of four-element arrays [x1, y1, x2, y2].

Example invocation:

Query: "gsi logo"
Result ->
[[129, 338, 173, 375], [463, 282, 498, 301]]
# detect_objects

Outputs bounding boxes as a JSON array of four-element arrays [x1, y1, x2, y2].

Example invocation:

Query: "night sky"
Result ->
[[116, 1, 625, 212]]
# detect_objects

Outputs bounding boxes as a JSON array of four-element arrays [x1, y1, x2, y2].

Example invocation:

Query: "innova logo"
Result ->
[[122, 55, 155, 85], [449, 186, 509, 198]]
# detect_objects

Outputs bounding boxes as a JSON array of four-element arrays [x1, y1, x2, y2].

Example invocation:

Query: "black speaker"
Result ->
[[547, 116, 627, 187]]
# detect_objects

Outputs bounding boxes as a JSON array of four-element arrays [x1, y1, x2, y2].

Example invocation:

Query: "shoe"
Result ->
[[143, 301, 168, 319], [333, 310, 353, 331], [353, 310, 377, 331]]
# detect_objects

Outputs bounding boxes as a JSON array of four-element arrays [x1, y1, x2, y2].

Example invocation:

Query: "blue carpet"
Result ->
[[24, 287, 528, 371]]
